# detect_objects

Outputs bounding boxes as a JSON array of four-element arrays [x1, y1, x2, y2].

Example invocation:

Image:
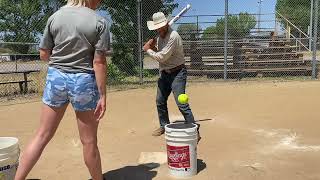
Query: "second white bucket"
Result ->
[[165, 123, 198, 178], [0, 137, 20, 180]]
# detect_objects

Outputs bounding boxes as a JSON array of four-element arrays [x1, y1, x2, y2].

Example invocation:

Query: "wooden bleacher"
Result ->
[[184, 35, 312, 78], [233, 39, 311, 76]]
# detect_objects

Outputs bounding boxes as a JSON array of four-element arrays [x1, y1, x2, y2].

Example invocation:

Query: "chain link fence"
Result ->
[[0, 42, 46, 97], [0, 0, 319, 97], [174, 0, 318, 80]]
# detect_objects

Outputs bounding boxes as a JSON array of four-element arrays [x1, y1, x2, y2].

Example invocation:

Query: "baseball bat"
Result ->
[[168, 4, 191, 26]]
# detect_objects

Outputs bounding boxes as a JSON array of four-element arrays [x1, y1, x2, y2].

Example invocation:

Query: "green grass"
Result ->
[[0, 48, 15, 54]]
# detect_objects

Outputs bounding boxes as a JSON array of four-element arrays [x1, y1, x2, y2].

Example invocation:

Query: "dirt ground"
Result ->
[[1, 80, 320, 180]]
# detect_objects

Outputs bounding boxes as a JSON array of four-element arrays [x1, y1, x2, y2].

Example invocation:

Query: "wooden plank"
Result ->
[[238, 59, 310, 63], [186, 56, 233, 60], [0, 70, 40, 74], [187, 64, 310, 71], [187, 67, 312, 75], [187, 69, 241, 74], [0, 80, 32, 85], [185, 60, 233, 63], [237, 46, 297, 50], [235, 52, 303, 57], [233, 40, 291, 44], [186, 59, 310, 65], [244, 66, 312, 72], [0, 80, 33, 94]]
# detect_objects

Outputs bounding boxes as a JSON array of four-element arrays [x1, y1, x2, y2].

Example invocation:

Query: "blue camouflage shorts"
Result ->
[[42, 67, 99, 111]]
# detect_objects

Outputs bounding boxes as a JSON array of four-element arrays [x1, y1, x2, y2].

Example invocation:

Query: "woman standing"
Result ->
[[14, 0, 109, 180]]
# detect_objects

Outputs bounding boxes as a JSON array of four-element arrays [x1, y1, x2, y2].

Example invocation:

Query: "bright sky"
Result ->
[[173, 0, 276, 15], [97, 0, 278, 35], [171, 0, 277, 30]]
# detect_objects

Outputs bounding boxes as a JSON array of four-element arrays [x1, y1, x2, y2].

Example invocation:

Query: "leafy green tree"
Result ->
[[0, 0, 178, 76], [276, 0, 312, 35], [177, 23, 201, 40], [202, 26, 217, 39], [0, 0, 65, 53], [203, 12, 256, 39], [101, 0, 178, 75]]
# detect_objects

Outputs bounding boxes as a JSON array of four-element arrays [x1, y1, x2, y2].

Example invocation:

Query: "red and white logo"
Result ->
[[167, 145, 190, 168]]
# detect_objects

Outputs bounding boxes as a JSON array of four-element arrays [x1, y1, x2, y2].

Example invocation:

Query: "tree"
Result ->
[[202, 26, 217, 39], [203, 12, 256, 39], [276, 0, 311, 35], [0, 0, 178, 76], [177, 23, 201, 40], [0, 0, 65, 53], [101, 0, 178, 75]]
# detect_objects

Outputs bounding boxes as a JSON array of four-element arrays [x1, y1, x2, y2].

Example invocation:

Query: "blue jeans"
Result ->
[[156, 67, 195, 127]]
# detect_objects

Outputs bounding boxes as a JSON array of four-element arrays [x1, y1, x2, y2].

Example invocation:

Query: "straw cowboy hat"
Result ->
[[147, 12, 169, 30]]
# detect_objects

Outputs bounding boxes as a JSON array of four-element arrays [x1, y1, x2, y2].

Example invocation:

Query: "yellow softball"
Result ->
[[178, 94, 189, 104]]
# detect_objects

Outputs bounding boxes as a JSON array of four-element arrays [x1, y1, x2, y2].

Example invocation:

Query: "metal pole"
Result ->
[[15, 54, 17, 71], [312, 0, 318, 79], [274, 13, 277, 33], [299, 32, 301, 51], [309, 0, 314, 50], [137, 0, 143, 84], [196, 16, 199, 34], [224, 0, 228, 80], [258, 0, 262, 32]]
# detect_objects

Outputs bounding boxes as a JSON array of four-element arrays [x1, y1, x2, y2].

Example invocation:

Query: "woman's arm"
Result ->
[[39, 48, 51, 61], [93, 51, 107, 121]]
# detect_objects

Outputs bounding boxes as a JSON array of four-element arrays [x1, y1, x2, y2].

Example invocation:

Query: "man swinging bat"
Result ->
[[143, 11, 200, 142]]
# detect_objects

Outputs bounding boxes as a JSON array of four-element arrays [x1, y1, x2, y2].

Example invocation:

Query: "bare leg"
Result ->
[[14, 103, 67, 180], [76, 110, 103, 180]]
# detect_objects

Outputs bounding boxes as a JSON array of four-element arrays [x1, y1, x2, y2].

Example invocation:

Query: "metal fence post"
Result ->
[[224, 0, 228, 80], [309, 0, 314, 50], [274, 13, 277, 33], [15, 54, 17, 71], [258, 0, 263, 32], [137, 0, 143, 84], [312, 0, 319, 79], [299, 32, 301, 51], [196, 15, 199, 34]]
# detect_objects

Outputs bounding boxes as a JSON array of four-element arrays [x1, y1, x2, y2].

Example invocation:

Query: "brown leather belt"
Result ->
[[163, 64, 185, 74]]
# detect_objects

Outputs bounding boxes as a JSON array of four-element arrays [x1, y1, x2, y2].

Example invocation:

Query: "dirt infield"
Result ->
[[1, 80, 320, 180]]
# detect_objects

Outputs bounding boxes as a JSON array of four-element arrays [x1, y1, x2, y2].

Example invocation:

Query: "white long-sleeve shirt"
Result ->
[[147, 28, 185, 71]]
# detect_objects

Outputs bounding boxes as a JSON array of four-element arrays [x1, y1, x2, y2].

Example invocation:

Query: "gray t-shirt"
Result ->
[[39, 6, 110, 73]]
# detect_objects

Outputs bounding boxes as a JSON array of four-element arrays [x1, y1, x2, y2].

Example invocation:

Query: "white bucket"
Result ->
[[165, 123, 198, 178], [0, 137, 19, 180]]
